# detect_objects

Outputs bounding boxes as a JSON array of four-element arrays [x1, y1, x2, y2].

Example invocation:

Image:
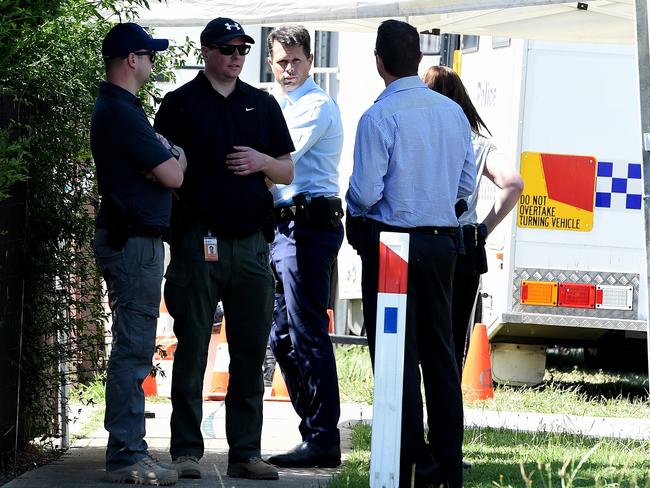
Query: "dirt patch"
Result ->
[[0, 444, 63, 486]]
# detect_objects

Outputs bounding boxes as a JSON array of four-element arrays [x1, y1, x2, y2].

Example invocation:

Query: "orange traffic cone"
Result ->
[[142, 371, 158, 397], [267, 367, 290, 402], [461, 323, 494, 402], [327, 308, 334, 334], [205, 319, 229, 401]]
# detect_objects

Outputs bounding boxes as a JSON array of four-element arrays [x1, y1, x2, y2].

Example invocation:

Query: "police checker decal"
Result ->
[[594, 161, 642, 211], [517, 152, 596, 231]]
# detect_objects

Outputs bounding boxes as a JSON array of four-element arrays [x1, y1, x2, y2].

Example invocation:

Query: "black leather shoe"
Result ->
[[267, 441, 341, 468]]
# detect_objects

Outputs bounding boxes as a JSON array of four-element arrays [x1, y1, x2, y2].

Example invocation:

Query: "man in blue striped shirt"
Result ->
[[346, 20, 476, 488], [265, 25, 345, 469]]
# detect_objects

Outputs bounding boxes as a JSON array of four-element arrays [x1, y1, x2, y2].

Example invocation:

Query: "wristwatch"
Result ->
[[169, 144, 181, 160]]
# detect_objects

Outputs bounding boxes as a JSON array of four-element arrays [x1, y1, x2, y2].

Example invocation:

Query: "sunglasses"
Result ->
[[134, 50, 156, 62], [208, 44, 251, 56]]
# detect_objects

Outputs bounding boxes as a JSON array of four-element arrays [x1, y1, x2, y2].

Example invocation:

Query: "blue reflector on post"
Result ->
[[384, 307, 398, 333]]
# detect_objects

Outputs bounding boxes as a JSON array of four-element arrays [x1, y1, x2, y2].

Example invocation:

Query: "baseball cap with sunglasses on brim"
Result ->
[[102, 22, 169, 60]]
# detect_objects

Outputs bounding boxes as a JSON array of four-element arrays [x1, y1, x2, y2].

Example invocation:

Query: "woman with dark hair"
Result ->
[[423, 65, 524, 377]]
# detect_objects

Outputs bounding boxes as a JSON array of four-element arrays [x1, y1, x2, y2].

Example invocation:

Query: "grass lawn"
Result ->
[[330, 423, 650, 487], [333, 345, 650, 487], [335, 345, 650, 419]]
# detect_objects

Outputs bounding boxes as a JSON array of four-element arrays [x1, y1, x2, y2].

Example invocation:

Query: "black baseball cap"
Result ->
[[200, 17, 255, 46], [102, 22, 169, 59]]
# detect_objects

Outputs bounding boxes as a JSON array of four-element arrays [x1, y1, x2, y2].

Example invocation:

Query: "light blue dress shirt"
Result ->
[[272, 76, 344, 206], [346, 76, 476, 227]]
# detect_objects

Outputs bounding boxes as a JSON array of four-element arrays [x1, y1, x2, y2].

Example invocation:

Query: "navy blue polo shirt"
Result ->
[[154, 73, 295, 237], [91, 81, 173, 230]]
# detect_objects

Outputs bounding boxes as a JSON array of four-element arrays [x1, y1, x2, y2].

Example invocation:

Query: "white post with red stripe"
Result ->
[[370, 231, 410, 488]]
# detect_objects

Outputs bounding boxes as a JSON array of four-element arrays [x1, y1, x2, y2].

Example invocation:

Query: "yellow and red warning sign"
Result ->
[[517, 152, 597, 232]]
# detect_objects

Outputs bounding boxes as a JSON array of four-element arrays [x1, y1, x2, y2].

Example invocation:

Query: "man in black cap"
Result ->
[[91, 22, 187, 485], [154, 17, 294, 481]]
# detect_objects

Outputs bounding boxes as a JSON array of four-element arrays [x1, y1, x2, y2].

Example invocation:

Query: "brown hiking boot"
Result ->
[[173, 455, 201, 479], [227, 457, 279, 480], [107, 456, 178, 485]]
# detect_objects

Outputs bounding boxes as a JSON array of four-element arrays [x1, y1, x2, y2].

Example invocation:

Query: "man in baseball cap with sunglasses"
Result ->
[[92, 22, 187, 486], [154, 17, 294, 482]]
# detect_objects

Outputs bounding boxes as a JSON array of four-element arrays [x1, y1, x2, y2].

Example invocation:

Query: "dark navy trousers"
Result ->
[[269, 220, 344, 448]]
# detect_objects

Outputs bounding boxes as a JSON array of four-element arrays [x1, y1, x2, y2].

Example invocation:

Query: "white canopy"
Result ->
[[132, 0, 635, 44]]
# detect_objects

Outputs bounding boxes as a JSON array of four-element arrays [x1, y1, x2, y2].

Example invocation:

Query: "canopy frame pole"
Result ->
[[635, 0, 650, 388]]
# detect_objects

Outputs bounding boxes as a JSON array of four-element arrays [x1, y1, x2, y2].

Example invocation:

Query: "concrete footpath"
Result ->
[[4, 401, 371, 488], [5, 399, 650, 487]]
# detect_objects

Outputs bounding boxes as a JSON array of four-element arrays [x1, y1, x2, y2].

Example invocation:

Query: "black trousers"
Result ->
[[451, 251, 481, 376], [351, 218, 463, 487], [269, 220, 344, 448]]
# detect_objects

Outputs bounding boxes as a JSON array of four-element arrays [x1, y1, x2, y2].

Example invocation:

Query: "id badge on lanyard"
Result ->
[[203, 232, 218, 261]]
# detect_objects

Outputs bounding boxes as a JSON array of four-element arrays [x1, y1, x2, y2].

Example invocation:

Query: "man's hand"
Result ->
[[227, 146, 293, 184], [226, 146, 267, 176]]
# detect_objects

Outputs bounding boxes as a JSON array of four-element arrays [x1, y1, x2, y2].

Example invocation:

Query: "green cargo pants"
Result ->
[[164, 222, 274, 463]]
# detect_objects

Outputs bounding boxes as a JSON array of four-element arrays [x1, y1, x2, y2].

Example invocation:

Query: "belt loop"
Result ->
[[456, 226, 466, 256]]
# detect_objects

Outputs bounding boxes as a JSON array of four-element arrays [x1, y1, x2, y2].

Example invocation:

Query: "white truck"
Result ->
[[458, 37, 647, 384]]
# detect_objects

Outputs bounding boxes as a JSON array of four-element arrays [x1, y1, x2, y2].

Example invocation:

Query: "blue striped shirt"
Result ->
[[346, 76, 476, 227], [272, 76, 343, 206]]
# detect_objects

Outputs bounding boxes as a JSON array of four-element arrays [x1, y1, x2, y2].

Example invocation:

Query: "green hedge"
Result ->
[[0, 0, 192, 457]]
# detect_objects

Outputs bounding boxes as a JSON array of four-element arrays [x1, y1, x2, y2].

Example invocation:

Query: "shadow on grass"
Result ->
[[543, 347, 648, 403], [550, 378, 649, 404]]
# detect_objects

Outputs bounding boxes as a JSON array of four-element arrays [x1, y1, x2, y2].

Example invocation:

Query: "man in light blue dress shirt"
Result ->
[[265, 25, 345, 469], [345, 20, 476, 488]]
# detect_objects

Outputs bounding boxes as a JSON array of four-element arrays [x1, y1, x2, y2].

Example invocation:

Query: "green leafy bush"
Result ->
[[0, 0, 191, 461]]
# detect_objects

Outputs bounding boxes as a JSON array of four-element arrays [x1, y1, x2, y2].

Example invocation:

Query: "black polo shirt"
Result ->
[[154, 73, 294, 237], [91, 81, 173, 229]]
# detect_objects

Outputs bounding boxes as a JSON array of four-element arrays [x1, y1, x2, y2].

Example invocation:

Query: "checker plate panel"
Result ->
[[500, 312, 646, 331]]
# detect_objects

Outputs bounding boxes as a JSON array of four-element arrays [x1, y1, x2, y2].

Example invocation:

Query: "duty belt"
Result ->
[[377, 222, 458, 236], [274, 194, 343, 228]]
